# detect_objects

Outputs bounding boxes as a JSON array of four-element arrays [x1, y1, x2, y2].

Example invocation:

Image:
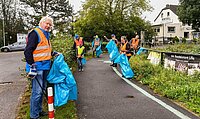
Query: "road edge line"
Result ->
[[112, 67, 191, 119]]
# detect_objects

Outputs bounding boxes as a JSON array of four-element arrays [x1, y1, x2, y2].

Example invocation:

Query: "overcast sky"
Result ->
[[69, 0, 179, 23]]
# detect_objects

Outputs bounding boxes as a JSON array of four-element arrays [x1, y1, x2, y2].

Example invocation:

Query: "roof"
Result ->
[[154, 4, 178, 22]]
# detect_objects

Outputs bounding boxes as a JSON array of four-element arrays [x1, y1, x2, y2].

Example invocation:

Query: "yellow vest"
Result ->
[[77, 46, 85, 57]]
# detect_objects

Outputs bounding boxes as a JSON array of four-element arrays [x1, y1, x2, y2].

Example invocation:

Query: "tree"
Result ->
[[0, 0, 26, 45], [177, 0, 200, 31], [19, 0, 73, 32], [73, 0, 152, 41]]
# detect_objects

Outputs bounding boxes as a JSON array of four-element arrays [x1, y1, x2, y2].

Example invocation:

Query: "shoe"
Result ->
[[78, 69, 81, 72], [81, 69, 84, 72], [39, 111, 48, 116], [30, 117, 40, 119]]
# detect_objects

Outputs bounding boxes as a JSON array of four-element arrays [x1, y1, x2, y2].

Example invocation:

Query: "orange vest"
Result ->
[[131, 38, 139, 50], [94, 39, 100, 45], [75, 39, 83, 47], [120, 43, 132, 56], [32, 28, 52, 62]]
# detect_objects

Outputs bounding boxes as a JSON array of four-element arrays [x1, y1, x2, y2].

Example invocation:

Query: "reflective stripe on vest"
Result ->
[[33, 28, 52, 62]]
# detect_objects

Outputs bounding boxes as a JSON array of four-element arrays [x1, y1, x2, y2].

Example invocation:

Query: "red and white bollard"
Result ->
[[48, 87, 54, 119]]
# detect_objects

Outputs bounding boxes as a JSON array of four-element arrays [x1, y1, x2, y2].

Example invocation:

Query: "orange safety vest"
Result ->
[[32, 28, 52, 62], [120, 43, 132, 56], [131, 38, 139, 50], [75, 39, 83, 47], [94, 39, 100, 46]]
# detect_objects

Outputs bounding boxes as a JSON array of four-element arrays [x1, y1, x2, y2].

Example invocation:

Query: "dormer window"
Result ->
[[167, 12, 170, 16]]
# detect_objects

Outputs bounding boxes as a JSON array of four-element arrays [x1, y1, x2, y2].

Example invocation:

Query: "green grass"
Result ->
[[130, 54, 200, 116], [16, 82, 77, 119]]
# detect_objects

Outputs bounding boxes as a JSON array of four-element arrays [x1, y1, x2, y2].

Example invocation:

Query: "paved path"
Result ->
[[74, 54, 199, 119], [0, 51, 27, 119]]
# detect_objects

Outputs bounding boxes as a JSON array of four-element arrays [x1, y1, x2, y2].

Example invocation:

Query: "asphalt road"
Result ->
[[0, 51, 27, 119], [75, 54, 199, 119]]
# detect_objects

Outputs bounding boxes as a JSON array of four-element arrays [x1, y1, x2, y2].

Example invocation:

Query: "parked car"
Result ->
[[0, 41, 26, 52]]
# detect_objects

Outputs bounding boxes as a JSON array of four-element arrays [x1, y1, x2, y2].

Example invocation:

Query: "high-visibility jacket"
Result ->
[[131, 38, 139, 50], [94, 38, 100, 46], [32, 28, 52, 62], [77, 46, 85, 58], [120, 42, 132, 56], [75, 39, 83, 48]]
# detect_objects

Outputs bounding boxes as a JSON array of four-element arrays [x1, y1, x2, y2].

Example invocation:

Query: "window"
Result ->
[[167, 12, 170, 16], [161, 13, 163, 18], [168, 27, 175, 33], [157, 28, 160, 32], [184, 32, 189, 38]]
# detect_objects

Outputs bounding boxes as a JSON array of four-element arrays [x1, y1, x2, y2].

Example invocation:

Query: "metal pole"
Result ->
[[2, 17, 5, 46]]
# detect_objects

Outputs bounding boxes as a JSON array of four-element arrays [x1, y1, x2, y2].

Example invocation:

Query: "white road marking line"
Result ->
[[113, 67, 191, 119], [98, 60, 104, 62], [103, 61, 112, 64]]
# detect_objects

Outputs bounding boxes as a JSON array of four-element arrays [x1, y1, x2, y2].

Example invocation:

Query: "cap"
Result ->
[[95, 35, 98, 38], [111, 34, 115, 37], [74, 34, 79, 39]]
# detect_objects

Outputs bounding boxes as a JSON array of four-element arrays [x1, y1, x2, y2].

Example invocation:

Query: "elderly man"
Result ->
[[24, 16, 58, 119]]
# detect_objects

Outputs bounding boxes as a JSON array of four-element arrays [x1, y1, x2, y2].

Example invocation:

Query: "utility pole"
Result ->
[[2, 17, 5, 46]]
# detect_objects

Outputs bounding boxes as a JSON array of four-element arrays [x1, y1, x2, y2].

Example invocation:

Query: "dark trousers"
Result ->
[[77, 57, 83, 69]]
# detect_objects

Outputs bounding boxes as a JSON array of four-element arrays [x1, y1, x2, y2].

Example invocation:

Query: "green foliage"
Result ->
[[51, 33, 76, 67], [182, 37, 186, 44], [172, 36, 179, 43], [73, 0, 153, 40], [19, 0, 73, 32], [177, 0, 200, 31], [130, 54, 200, 116], [152, 44, 200, 54]]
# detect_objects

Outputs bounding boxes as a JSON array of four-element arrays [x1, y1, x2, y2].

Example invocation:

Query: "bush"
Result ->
[[182, 37, 186, 44], [130, 54, 200, 116], [172, 36, 179, 43]]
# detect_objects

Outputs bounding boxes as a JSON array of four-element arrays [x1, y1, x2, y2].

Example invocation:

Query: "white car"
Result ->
[[0, 41, 26, 52]]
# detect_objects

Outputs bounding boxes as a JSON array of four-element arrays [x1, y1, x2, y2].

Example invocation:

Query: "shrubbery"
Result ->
[[129, 54, 200, 116]]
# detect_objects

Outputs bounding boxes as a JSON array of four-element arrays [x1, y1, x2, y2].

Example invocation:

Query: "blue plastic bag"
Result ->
[[92, 41, 103, 57], [109, 45, 120, 61], [106, 40, 116, 54], [136, 47, 147, 55], [81, 58, 87, 65], [114, 54, 134, 79], [47, 54, 77, 107]]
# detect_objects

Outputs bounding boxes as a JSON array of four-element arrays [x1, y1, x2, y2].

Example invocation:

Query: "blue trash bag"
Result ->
[[47, 54, 77, 107], [106, 40, 116, 54], [136, 47, 147, 55], [114, 54, 134, 79], [96, 43, 103, 57], [109, 44, 120, 61], [81, 58, 87, 65], [92, 41, 103, 57]]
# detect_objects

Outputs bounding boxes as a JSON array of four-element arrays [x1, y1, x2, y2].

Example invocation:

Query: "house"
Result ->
[[152, 4, 194, 44]]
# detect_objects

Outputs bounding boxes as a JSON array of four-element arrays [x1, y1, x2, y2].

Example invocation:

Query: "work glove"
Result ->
[[52, 51, 60, 57], [27, 64, 37, 79]]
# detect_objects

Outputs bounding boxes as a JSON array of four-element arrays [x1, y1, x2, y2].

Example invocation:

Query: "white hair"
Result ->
[[39, 16, 54, 27]]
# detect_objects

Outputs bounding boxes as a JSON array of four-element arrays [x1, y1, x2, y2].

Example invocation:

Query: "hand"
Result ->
[[52, 51, 60, 57], [27, 64, 37, 79]]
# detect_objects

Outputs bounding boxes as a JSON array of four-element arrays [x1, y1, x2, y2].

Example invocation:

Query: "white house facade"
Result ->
[[152, 4, 194, 44]]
